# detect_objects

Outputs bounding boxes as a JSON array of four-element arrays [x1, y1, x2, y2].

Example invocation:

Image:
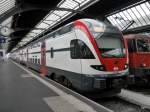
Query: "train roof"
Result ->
[[124, 34, 150, 39]]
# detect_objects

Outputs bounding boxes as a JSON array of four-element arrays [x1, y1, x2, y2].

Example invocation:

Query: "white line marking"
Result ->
[[11, 60, 113, 112], [21, 74, 34, 78], [44, 96, 83, 112]]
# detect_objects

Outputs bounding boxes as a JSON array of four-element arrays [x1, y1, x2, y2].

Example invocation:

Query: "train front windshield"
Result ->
[[84, 20, 125, 58], [95, 33, 125, 58]]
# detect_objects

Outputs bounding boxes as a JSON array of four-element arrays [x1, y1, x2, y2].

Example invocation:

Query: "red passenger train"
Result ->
[[124, 34, 150, 85]]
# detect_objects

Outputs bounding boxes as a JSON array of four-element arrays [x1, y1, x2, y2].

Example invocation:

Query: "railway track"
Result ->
[[127, 86, 150, 96], [93, 96, 144, 112]]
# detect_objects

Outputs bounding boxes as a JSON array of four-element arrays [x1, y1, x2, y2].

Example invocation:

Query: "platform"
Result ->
[[118, 89, 150, 109], [0, 60, 111, 112]]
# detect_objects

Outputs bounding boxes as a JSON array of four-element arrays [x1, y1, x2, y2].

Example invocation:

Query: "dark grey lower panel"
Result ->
[[46, 66, 83, 90], [129, 68, 150, 77], [14, 60, 128, 93], [128, 68, 150, 85], [46, 66, 128, 92]]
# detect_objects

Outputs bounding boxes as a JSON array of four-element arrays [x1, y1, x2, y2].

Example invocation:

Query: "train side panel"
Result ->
[[45, 31, 83, 89]]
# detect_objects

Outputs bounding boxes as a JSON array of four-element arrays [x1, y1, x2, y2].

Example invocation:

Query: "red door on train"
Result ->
[[40, 41, 47, 76]]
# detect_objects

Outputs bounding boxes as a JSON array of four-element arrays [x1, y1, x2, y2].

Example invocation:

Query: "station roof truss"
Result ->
[[16, 0, 98, 50], [0, 0, 147, 52], [106, 0, 150, 34]]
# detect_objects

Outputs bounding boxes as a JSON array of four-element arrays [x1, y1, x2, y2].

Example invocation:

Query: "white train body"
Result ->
[[11, 19, 128, 94]]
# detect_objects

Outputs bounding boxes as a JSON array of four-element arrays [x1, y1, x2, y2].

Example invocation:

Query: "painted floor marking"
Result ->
[[12, 60, 108, 112], [44, 96, 80, 112], [21, 74, 34, 78]]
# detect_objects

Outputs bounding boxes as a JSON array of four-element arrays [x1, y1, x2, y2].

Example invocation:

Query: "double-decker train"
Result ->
[[124, 34, 150, 86], [11, 19, 128, 96]]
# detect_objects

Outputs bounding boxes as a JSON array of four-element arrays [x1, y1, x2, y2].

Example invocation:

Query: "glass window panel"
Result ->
[[107, 16, 116, 26], [60, 0, 77, 9], [36, 22, 50, 29], [130, 7, 143, 27], [112, 14, 123, 29], [110, 16, 119, 27], [53, 10, 68, 16], [75, 0, 85, 3], [140, 4, 150, 24], [46, 13, 60, 21], [145, 2, 150, 9], [0, 0, 15, 15], [141, 3, 150, 15]]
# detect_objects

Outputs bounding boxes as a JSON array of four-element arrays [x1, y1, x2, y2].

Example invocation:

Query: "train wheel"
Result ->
[[63, 78, 72, 88], [50, 73, 56, 80]]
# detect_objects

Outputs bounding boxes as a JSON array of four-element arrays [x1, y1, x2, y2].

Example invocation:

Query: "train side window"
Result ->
[[70, 39, 95, 59], [35, 58, 37, 64], [38, 59, 40, 64], [50, 47, 54, 58], [136, 39, 150, 52], [32, 58, 34, 63]]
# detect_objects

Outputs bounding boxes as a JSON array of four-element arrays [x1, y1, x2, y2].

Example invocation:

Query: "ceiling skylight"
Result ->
[[18, 0, 98, 47], [106, 0, 150, 31]]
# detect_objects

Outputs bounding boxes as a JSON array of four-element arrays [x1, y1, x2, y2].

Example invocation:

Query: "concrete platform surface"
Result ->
[[0, 60, 111, 112], [119, 89, 150, 109]]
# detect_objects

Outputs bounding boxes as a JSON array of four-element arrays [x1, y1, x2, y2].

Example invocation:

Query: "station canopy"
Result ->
[[17, 0, 96, 49], [0, 0, 16, 36], [0, 0, 149, 52], [106, 0, 150, 32]]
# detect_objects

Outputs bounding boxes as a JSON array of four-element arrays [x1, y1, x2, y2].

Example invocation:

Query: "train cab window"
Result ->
[[136, 39, 150, 52], [70, 39, 95, 59]]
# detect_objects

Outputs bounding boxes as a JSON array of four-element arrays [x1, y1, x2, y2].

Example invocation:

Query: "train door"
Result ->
[[40, 41, 47, 76], [26, 48, 29, 67]]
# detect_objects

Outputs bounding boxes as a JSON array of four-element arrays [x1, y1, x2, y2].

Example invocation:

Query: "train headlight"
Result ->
[[91, 65, 106, 71], [141, 63, 146, 67], [124, 64, 128, 69]]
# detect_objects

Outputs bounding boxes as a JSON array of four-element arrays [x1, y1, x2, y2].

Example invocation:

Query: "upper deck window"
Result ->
[[83, 19, 121, 39]]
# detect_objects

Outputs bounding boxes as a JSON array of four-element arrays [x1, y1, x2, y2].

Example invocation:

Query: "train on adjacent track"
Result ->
[[11, 19, 129, 96], [124, 34, 150, 86]]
